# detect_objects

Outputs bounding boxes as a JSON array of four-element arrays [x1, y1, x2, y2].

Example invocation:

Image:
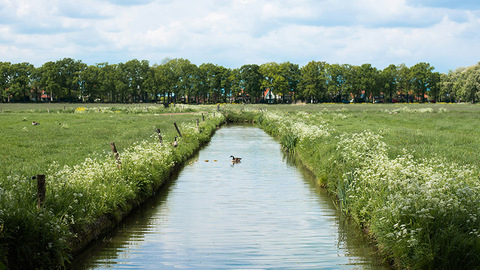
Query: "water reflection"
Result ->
[[282, 152, 386, 268], [71, 125, 390, 269]]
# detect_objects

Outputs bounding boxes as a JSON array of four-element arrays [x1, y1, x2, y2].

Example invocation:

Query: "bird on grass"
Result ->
[[172, 136, 178, 147], [230, 155, 242, 163]]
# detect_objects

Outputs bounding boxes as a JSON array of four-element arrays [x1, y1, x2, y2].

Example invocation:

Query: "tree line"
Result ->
[[0, 58, 479, 104]]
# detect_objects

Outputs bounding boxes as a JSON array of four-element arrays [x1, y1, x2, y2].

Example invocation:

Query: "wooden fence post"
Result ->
[[36, 174, 46, 209], [155, 128, 163, 143], [110, 142, 121, 169], [196, 119, 200, 132], [173, 122, 183, 137], [202, 113, 205, 122]]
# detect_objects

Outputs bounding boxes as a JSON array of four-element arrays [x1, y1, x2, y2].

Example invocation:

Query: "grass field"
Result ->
[[247, 103, 480, 165], [0, 103, 173, 112], [0, 103, 207, 177], [0, 112, 203, 177]]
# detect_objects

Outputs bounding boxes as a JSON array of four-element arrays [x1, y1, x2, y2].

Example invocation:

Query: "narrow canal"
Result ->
[[72, 125, 389, 269]]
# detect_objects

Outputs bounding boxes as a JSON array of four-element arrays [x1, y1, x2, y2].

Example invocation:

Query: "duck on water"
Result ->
[[230, 155, 242, 163]]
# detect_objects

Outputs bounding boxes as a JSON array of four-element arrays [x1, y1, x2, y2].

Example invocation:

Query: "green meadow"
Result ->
[[250, 103, 480, 165], [0, 104, 201, 177]]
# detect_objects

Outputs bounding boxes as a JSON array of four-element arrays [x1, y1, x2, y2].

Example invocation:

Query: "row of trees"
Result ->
[[0, 58, 479, 103]]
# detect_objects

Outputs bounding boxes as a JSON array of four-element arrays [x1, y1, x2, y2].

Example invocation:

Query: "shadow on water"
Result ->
[[71, 125, 391, 269]]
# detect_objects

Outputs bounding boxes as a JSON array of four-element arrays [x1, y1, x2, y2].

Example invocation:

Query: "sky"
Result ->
[[0, 0, 479, 73]]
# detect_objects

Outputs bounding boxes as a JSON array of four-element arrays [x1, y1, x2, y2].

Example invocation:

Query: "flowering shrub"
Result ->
[[332, 129, 480, 268], [74, 107, 86, 113], [70, 104, 205, 114], [387, 107, 440, 113], [261, 111, 331, 141], [0, 175, 71, 268], [255, 110, 331, 153]]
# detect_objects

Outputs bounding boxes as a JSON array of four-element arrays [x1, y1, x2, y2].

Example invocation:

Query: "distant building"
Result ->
[[262, 88, 293, 103], [263, 89, 276, 103]]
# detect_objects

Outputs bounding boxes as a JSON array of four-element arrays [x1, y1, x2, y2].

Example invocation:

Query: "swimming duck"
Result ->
[[230, 155, 242, 163]]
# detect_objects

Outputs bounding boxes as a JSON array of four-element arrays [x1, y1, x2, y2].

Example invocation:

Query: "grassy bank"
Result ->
[[0, 104, 223, 269], [240, 104, 480, 269]]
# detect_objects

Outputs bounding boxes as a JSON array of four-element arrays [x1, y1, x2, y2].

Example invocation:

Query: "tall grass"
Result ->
[[0, 105, 223, 269]]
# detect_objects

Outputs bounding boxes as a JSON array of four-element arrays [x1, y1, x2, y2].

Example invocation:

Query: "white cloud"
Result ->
[[0, 0, 479, 72]]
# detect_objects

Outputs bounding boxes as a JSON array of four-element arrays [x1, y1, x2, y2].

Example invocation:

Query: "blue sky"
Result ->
[[0, 0, 479, 73]]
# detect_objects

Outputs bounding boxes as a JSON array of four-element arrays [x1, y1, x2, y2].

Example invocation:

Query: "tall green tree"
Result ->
[[260, 62, 279, 96], [348, 65, 364, 102], [0, 62, 12, 102], [260, 62, 294, 102], [299, 61, 327, 103], [238, 64, 262, 102], [114, 63, 129, 103], [463, 64, 480, 103], [451, 67, 468, 102], [439, 72, 455, 102], [38, 61, 60, 102], [279, 62, 300, 102], [397, 64, 412, 102], [122, 59, 151, 102], [381, 64, 398, 102], [2, 62, 34, 102], [80, 65, 100, 102], [97, 63, 120, 102], [428, 71, 441, 102], [218, 66, 231, 103], [159, 58, 197, 103], [358, 64, 380, 102], [142, 65, 157, 102], [154, 60, 176, 104], [199, 63, 224, 103], [410, 62, 435, 102], [326, 63, 346, 102], [229, 68, 242, 102], [56, 58, 87, 102]]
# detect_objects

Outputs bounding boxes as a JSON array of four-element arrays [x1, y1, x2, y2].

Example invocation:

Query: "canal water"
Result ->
[[72, 125, 389, 269]]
